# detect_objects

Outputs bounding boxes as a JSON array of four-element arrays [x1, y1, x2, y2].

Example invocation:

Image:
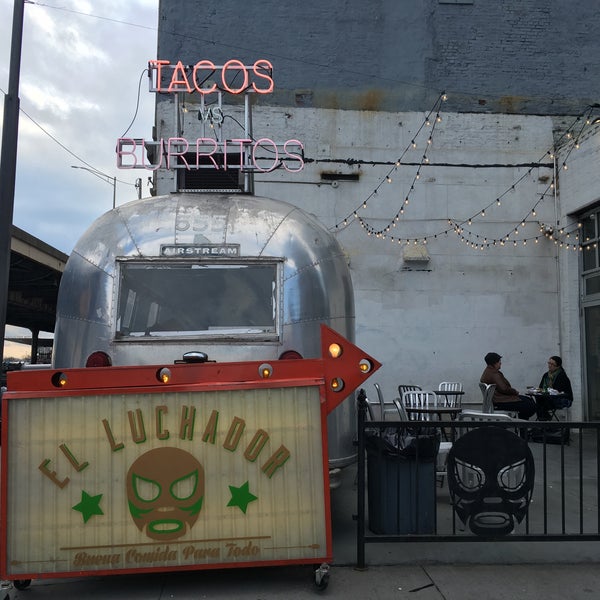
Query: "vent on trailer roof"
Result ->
[[177, 153, 244, 193]]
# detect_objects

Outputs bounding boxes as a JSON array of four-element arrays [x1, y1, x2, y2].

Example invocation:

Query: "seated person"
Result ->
[[480, 352, 536, 420], [535, 355, 573, 420]]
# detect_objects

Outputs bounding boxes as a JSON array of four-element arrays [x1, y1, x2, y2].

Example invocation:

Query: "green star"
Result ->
[[72, 490, 104, 523], [227, 481, 258, 514]]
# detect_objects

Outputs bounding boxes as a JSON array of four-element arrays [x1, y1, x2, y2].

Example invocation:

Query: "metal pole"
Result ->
[[112, 176, 116, 209], [356, 388, 367, 570], [0, 0, 26, 368]]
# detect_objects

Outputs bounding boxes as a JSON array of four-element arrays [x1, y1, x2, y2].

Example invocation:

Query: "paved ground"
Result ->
[[4, 563, 600, 599]]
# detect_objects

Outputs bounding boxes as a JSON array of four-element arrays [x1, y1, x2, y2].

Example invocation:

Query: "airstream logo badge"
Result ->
[[160, 244, 240, 257]]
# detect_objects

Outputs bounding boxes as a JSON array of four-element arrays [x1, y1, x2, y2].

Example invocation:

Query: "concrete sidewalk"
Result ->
[[5, 563, 600, 599]]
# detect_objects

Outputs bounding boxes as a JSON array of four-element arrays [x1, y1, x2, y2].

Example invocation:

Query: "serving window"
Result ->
[[116, 260, 279, 339]]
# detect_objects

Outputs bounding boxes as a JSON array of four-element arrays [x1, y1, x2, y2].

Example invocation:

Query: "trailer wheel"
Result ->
[[314, 563, 329, 590], [13, 579, 31, 590]]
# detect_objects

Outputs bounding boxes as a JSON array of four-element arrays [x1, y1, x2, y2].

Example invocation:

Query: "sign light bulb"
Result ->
[[359, 359, 372, 373], [157, 368, 172, 384], [330, 377, 345, 392], [51, 372, 68, 388], [328, 343, 343, 359], [259, 363, 273, 378]]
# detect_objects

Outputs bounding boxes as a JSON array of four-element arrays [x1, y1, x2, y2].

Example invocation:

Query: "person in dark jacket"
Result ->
[[480, 352, 537, 420], [536, 355, 573, 420]]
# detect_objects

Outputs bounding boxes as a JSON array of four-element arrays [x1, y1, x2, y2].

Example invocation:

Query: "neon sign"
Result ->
[[116, 59, 304, 174], [148, 59, 275, 95], [117, 137, 304, 173]]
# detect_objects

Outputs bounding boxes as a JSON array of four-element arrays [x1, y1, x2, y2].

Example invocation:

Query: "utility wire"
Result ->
[[0, 88, 136, 187]]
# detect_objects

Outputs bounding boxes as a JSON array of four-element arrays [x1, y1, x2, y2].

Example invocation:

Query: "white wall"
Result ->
[[156, 99, 585, 413]]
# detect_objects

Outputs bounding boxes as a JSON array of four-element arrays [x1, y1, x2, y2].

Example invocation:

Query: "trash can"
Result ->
[[366, 431, 439, 534]]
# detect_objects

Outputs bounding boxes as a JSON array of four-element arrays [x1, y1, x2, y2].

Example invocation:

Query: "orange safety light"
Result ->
[[157, 368, 172, 384], [51, 372, 68, 388], [359, 359, 373, 373], [258, 363, 273, 378], [330, 377, 345, 392]]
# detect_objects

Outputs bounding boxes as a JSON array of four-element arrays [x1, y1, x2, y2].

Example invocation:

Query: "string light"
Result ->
[[333, 101, 596, 253], [333, 91, 447, 236]]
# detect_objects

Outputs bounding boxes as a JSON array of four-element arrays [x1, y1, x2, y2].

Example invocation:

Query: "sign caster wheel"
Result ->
[[314, 563, 329, 590], [13, 580, 31, 590]]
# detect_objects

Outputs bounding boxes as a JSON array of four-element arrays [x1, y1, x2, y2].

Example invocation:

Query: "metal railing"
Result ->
[[356, 393, 600, 569]]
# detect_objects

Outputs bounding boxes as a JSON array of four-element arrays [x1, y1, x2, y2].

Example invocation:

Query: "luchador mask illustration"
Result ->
[[126, 447, 204, 540], [447, 426, 535, 536]]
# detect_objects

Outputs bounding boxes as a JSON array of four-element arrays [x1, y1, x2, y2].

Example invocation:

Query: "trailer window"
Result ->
[[116, 263, 278, 338]]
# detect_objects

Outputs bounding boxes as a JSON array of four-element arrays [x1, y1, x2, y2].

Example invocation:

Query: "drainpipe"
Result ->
[[553, 153, 562, 354]]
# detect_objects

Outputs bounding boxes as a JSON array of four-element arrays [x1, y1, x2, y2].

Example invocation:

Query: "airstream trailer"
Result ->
[[52, 192, 356, 481]]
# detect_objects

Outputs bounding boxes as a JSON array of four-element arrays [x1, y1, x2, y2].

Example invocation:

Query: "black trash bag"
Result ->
[[366, 429, 440, 461]]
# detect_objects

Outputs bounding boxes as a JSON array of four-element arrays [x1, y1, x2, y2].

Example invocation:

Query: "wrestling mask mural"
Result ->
[[127, 447, 205, 541], [447, 426, 535, 536]]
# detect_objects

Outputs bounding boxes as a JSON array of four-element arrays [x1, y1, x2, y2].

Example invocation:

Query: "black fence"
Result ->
[[356, 393, 600, 569]]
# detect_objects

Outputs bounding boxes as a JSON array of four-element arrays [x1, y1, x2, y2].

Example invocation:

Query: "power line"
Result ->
[[0, 86, 136, 187]]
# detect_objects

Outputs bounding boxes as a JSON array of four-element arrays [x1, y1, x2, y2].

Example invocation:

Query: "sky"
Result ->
[[1, 0, 159, 358]]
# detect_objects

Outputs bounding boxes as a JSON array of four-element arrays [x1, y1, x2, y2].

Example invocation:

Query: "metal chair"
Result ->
[[392, 396, 410, 421], [376, 382, 406, 420], [395, 395, 451, 488], [365, 383, 399, 421], [479, 382, 496, 413], [398, 384, 422, 398], [458, 409, 526, 448], [459, 409, 524, 426], [402, 390, 438, 421], [438, 381, 463, 407], [479, 382, 518, 418], [364, 390, 383, 421]]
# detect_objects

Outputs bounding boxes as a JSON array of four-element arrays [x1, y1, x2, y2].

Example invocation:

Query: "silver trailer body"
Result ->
[[53, 192, 356, 470]]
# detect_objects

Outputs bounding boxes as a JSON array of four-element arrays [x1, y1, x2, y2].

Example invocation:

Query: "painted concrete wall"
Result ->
[[154, 98, 574, 412]]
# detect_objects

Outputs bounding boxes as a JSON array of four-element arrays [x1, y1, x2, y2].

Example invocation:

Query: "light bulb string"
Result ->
[[344, 104, 600, 252], [362, 110, 442, 236], [333, 91, 447, 231]]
